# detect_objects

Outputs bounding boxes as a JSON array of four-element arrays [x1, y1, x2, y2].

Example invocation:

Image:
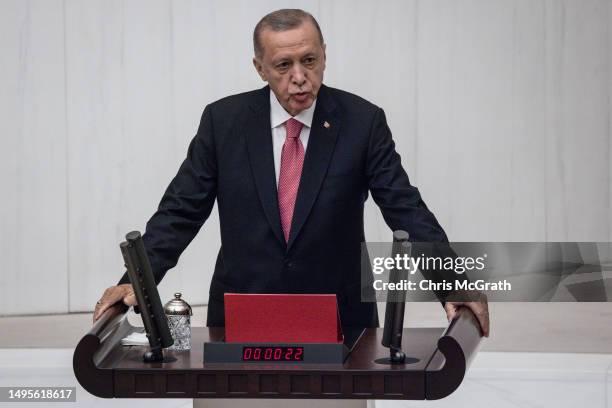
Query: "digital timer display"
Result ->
[[242, 346, 304, 361]]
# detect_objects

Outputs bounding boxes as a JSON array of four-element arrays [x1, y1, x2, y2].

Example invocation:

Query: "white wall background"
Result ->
[[0, 0, 610, 316]]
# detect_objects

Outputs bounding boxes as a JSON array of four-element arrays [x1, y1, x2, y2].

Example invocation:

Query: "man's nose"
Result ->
[[291, 65, 307, 86]]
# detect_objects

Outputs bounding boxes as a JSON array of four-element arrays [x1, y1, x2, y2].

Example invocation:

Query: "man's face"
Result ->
[[253, 20, 326, 116]]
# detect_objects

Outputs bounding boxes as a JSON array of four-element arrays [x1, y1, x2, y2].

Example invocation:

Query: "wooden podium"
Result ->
[[73, 304, 482, 401]]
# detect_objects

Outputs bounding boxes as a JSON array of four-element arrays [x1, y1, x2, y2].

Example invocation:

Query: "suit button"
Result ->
[[287, 262, 293, 268]]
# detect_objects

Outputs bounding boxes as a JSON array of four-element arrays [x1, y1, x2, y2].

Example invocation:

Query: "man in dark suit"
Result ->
[[93, 9, 489, 336]]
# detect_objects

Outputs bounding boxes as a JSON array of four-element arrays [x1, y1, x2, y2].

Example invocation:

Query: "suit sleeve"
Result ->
[[366, 107, 448, 242], [118, 105, 218, 285], [366, 108, 468, 303]]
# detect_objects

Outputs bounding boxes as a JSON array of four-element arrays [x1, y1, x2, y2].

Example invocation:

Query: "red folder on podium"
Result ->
[[224, 294, 343, 343]]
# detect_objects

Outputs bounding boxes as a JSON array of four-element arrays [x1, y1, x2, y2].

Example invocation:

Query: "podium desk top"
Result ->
[[110, 326, 443, 372], [74, 304, 482, 400]]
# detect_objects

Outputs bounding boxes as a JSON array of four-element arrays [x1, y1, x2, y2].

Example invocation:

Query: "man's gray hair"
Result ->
[[253, 9, 324, 59]]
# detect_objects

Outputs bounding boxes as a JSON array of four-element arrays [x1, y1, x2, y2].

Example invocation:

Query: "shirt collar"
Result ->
[[269, 89, 317, 129]]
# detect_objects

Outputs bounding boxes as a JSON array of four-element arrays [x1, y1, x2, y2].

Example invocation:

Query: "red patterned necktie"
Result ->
[[278, 118, 305, 242]]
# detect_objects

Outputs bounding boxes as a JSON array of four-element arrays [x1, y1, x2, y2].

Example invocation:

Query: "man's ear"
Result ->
[[322, 43, 327, 70], [253, 57, 267, 82]]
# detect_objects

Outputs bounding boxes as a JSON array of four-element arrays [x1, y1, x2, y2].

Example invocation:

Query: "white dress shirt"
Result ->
[[269, 90, 317, 186]]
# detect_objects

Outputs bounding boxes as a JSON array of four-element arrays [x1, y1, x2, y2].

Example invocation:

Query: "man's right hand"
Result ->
[[92, 284, 137, 324]]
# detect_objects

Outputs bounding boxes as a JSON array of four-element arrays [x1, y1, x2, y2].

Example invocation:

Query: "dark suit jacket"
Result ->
[[118, 84, 449, 328]]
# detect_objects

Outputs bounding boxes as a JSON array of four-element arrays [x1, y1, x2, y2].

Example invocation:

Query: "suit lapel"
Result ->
[[287, 85, 340, 251], [245, 86, 286, 247]]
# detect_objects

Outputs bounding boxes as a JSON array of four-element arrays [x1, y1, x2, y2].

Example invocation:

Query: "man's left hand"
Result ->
[[444, 295, 490, 337]]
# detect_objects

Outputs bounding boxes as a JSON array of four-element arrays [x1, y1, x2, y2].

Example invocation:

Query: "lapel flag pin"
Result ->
[[323, 121, 330, 129]]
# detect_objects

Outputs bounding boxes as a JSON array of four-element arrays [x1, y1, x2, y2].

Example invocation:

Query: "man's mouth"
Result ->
[[291, 92, 310, 103]]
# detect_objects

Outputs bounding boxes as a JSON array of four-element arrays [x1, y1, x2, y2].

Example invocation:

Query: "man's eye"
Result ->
[[304, 57, 315, 65], [276, 62, 289, 70]]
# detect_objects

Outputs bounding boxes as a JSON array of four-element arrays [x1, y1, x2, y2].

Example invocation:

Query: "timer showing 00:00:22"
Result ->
[[242, 346, 304, 361]]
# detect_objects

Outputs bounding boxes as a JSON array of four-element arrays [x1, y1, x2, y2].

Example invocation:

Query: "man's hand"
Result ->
[[92, 284, 137, 323], [444, 294, 490, 337]]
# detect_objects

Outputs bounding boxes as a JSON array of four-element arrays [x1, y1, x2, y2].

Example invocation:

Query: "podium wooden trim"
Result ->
[[74, 304, 482, 400]]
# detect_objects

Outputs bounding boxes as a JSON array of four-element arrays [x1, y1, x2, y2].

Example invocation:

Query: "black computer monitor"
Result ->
[[120, 231, 175, 363], [380, 230, 411, 364]]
